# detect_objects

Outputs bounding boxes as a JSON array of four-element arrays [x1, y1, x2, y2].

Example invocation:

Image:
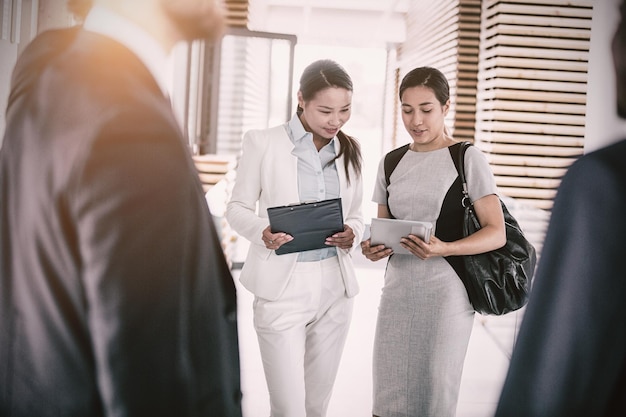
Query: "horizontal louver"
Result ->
[[225, 0, 249, 27], [475, 0, 593, 210], [389, 0, 481, 147]]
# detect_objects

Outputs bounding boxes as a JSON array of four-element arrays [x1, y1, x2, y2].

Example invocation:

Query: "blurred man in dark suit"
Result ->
[[0, 1, 242, 416], [495, 1, 626, 416]]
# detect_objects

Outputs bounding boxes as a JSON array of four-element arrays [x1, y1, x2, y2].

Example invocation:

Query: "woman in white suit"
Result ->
[[226, 59, 364, 417]]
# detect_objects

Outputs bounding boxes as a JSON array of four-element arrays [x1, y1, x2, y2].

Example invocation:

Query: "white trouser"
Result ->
[[253, 256, 353, 417]]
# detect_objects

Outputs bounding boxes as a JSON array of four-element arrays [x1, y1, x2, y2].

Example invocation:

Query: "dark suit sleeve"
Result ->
[[495, 149, 626, 417], [72, 106, 241, 416]]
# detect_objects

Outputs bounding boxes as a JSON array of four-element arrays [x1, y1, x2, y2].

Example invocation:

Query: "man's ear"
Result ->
[[67, 0, 93, 20]]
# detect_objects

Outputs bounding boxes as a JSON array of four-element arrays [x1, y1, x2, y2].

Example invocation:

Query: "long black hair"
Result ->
[[297, 59, 362, 185]]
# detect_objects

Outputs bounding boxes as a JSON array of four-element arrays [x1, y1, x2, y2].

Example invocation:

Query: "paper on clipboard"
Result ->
[[370, 217, 433, 255]]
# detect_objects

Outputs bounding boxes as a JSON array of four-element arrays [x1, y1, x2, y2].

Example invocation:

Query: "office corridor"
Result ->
[[234, 250, 524, 417]]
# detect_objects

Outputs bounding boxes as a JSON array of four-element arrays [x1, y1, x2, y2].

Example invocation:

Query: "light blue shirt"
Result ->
[[285, 114, 340, 261]]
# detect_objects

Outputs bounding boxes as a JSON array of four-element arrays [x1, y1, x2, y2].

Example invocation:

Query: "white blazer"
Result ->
[[226, 125, 364, 301]]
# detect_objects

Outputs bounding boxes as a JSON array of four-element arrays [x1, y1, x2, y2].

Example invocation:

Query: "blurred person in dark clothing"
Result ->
[[0, 1, 242, 416], [495, 2, 626, 416]]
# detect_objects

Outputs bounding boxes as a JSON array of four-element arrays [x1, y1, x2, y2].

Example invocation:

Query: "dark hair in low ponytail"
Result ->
[[298, 59, 362, 185], [399, 66, 450, 106], [335, 130, 362, 186]]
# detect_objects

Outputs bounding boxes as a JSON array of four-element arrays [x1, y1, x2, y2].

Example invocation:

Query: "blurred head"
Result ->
[[398, 67, 450, 148], [68, 0, 225, 43], [612, 0, 626, 118], [160, 0, 225, 42], [297, 60, 353, 141]]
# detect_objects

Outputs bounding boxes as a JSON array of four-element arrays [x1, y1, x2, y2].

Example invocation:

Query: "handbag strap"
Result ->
[[383, 143, 410, 219], [456, 141, 472, 208]]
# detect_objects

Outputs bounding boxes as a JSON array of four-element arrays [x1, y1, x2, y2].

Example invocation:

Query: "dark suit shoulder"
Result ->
[[48, 30, 163, 105], [571, 138, 626, 173], [8, 27, 80, 110], [560, 138, 626, 197], [9, 28, 164, 124]]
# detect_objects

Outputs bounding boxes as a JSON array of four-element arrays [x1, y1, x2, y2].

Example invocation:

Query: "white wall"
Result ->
[[585, 0, 626, 152]]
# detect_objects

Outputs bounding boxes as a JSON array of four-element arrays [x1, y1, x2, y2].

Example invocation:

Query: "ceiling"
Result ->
[[248, 0, 409, 47]]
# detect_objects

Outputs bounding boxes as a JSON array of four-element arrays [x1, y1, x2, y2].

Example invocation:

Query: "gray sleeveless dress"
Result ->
[[371, 144, 497, 417]]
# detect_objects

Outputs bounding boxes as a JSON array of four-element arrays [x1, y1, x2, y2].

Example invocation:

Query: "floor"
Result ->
[[234, 250, 525, 417]]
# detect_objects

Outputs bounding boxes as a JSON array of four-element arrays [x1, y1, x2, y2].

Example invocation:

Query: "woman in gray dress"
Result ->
[[361, 67, 506, 417]]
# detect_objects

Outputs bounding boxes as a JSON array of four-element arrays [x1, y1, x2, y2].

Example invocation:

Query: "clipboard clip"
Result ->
[[286, 200, 319, 208]]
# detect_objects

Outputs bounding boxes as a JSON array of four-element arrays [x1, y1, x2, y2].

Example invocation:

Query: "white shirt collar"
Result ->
[[286, 113, 311, 143], [83, 5, 171, 96], [286, 113, 336, 147]]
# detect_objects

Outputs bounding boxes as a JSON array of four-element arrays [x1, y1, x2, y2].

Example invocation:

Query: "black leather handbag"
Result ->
[[456, 142, 537, 315]]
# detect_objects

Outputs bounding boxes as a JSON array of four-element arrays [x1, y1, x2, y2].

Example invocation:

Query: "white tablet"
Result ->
[[369, 218, 433, 255]]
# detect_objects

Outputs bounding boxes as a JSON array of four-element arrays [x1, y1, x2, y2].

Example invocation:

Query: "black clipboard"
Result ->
[[267, 198, 344, 255]]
